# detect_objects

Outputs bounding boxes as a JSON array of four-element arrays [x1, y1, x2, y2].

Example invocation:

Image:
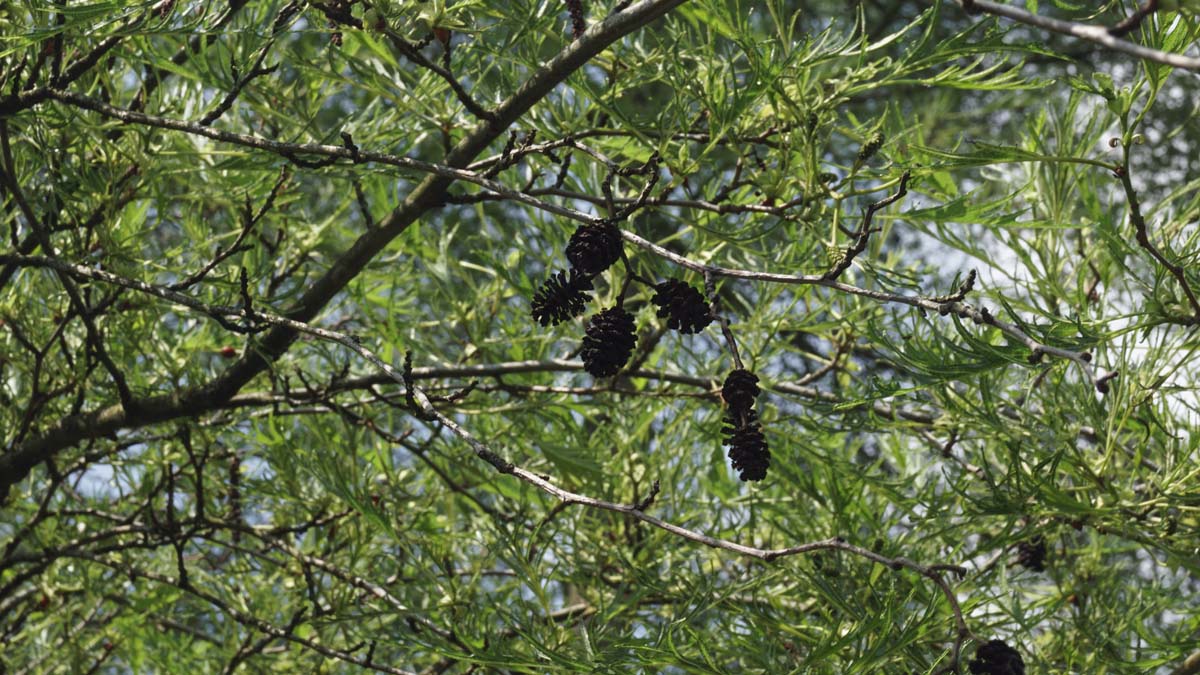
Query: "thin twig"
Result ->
[[1109, 0, 1159, 37], [824, 171, 910, 281], [170, 167, 290, 291], [383, 33, 495, 122], [1118, 153, 1200, 323]]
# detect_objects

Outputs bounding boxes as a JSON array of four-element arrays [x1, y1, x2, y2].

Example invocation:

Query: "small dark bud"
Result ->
[[721, 368, 760, 416], [856, 132, 884, 165], [651, 279, 713, 334], [581, 307, 637, 377], [1081, 351, 1092, 362], [959, 269, 977, 294], [722, 408, 770, 481], [566, 221, 623, 275], [531, 269, 593, 326], [1027, 350, 1043, 365], [968, 639, 1025, 675], [1015, 537, 1047, 572]]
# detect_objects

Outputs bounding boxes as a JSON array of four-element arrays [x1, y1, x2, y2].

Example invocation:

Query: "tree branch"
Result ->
[[0, 0, 695, 503], [1118, 151, 1200, 323], [953, 0, 1200, 71], [824, 170, 910, 281]]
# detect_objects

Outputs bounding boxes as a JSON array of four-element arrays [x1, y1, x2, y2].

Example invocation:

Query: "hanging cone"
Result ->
[[566, 221, 623, 275], [722, 409, 770, 482], [651, 279, 713, 334], [581, 307, 637, 377], [721, 368, 760, 416], [1015, 537, 1046, 572], [968, 640, 1025, 675], [565, 0, 586, 38], [531, 269, 593, 326]]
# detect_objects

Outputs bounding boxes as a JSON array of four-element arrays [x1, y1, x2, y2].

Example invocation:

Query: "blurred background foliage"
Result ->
[[1, 0, 1199, 672]]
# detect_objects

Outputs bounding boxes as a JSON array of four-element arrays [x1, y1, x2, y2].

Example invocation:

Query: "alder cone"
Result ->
[[531, 269, 592, 326], [968, 640, 1025, 675], [1015, 537, 1046, 572], [566, 0, 586, 38], [581, 307, 636, 377], [651, 279, 712, 334], [723, 409, 770, 482], [721, 368, 760, 416], [566, 221, 622, 275]]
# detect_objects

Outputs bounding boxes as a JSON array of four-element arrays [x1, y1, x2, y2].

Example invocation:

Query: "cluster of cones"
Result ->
[[720, 369, 769, 481], [530, 220, 770, 481]]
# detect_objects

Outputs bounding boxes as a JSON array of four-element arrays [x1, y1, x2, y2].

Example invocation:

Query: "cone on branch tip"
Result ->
[[723, 409, 770, 482], [566, 220, 623, 275], [721, 368, 760, 416], [651, 279, 713, 334], [968, 640, 1025, 675], [581, 307, 637, 377], [856, 131, 884, 165], [531, 269, 593, 326], [1015, 537, 1047, 572]]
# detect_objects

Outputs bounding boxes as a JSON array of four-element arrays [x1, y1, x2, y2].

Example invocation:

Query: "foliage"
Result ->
[[1, 1, 1199, 673]]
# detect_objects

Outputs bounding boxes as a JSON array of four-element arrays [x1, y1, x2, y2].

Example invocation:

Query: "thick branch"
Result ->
[[954, 0, 1200, 71]]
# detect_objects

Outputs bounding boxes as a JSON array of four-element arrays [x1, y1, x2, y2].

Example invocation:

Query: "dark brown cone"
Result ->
[[721, 369, 760, 416], [565, 0, 585, 38], [722, 409, 770, 482], [566, 221, 622, 276], [1015, 537, 1046, 572], [651, 279, 712, 334], [531, 269, 593, 326], [968, 640, 1025, 675], [581, 307, 636, 377]]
